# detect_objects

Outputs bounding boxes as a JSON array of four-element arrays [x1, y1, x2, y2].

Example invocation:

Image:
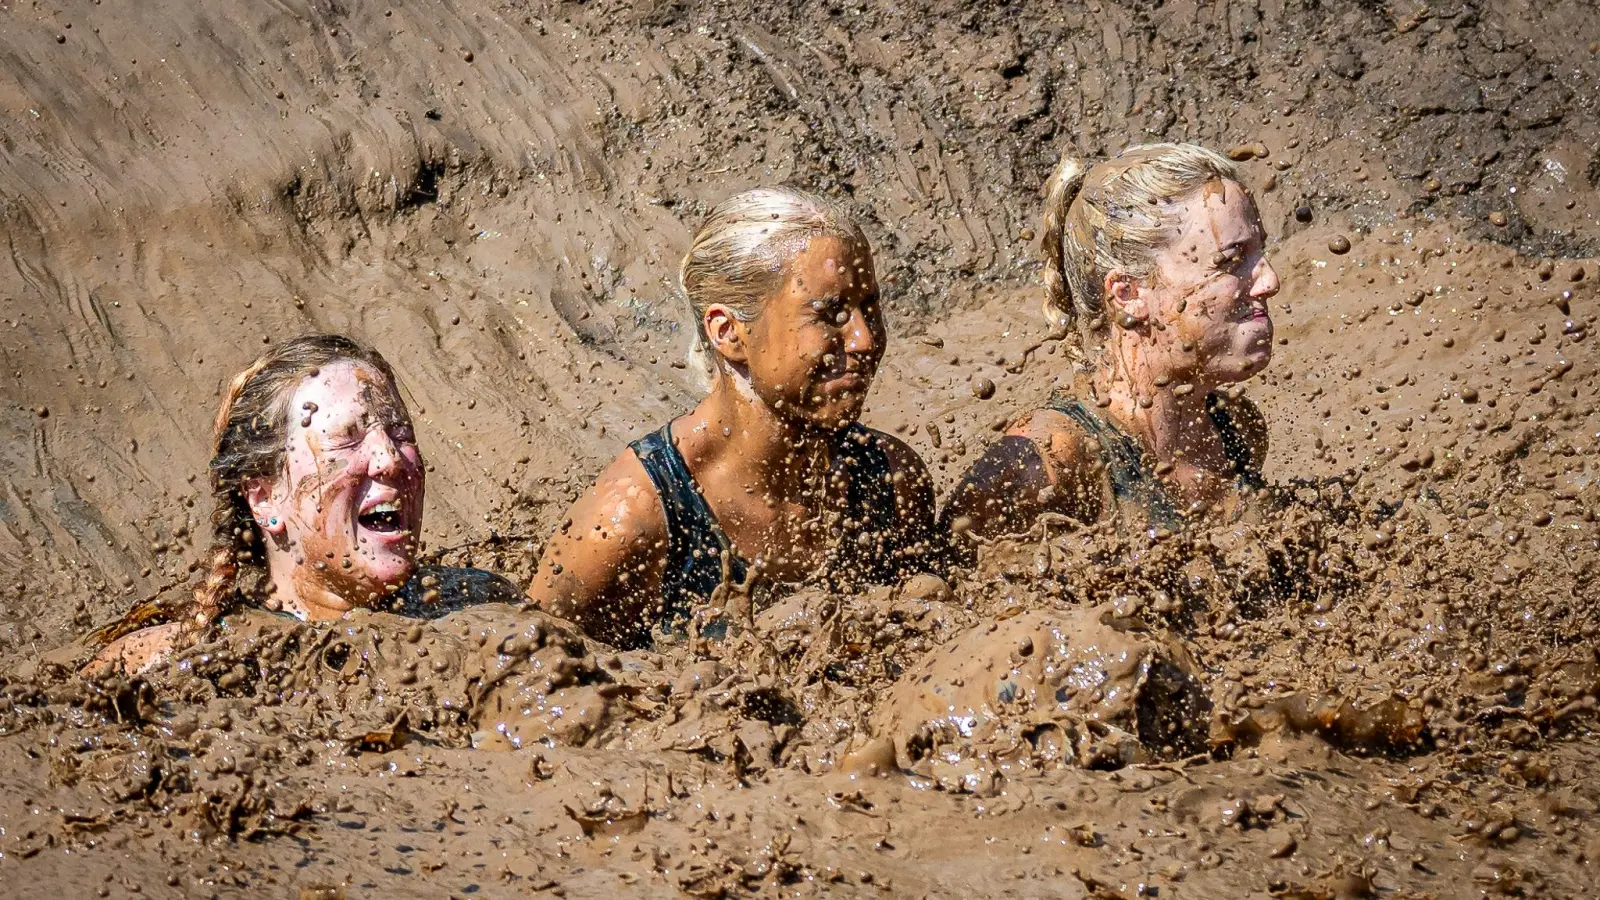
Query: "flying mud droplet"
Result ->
[[1328, 235, 1352, 255], [1226, 142, 1268, 161], [971, 377, 996, 400]]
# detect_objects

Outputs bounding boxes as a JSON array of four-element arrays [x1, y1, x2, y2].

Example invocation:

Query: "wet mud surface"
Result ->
[[2, 0, 1600, 897]]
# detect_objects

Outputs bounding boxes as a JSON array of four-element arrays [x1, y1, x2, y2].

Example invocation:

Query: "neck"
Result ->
[[690, 370, 838, 500], [1088, 339, 1225, 467], [263, 549, 358, 621]]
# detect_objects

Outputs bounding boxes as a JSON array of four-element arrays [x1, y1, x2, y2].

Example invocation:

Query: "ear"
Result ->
[[703, 304, 751, 366], [1104, 270, 1149, 327], [245, 476, 289, 536]]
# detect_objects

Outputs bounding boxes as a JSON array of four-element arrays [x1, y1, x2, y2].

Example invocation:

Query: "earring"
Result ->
[[268, 517, 278, 526]]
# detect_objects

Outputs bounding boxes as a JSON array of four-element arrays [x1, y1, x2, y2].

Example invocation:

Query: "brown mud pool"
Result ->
[[2, 0, 1600, 897]]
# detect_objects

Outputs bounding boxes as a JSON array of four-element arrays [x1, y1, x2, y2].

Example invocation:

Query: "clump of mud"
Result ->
[[4, 467, 1599, 895]]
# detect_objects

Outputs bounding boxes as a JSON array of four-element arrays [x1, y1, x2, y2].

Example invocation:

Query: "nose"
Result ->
[[843, 305, 881, 359], [1251, 255, 1281, 300], [364, 428, 404, 479]]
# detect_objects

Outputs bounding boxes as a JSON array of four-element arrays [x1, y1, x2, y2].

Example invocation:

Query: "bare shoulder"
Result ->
[[573, 447, 670, 542], [1009, 406, 1098, 481], [528, 444, 669, 616], [83, 622, 185, 677]]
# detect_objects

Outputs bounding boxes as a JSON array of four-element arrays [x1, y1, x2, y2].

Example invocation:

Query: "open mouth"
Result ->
[[358, 499, 407, 534]]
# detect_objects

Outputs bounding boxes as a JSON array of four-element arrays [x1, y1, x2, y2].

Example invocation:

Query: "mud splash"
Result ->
[[2, 0, 1600, 896], [4, 463, 1598, 895]]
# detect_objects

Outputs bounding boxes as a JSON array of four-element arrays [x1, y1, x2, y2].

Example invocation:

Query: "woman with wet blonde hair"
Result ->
[[86, 334, 517, 674], [530, 187, 941, 648], [943, 143, 1281, 540]]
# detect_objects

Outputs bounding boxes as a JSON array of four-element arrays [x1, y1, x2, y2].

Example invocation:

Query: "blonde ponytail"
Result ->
[[1040, 143, 1241, 351], [1040, 155, 1093, 354]]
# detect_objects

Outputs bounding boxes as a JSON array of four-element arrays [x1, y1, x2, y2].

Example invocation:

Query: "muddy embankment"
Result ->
[[1, 0, 1598, 897]]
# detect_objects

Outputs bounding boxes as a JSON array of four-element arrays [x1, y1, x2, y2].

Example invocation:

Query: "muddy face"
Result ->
[[740, 236, 885, 430], [264, 362, 424, 615], [1145, 179, 1279, 385]]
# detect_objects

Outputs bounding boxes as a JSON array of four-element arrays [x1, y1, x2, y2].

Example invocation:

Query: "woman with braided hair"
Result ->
[[942, 143, 1281, 540], [87, 334, 517, 674]]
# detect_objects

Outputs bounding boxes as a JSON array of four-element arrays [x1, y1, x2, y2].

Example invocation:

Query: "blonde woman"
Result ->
[[944, 144, 1281, 539], [530, 187, 941, 648], [87, 334, 518, 675]]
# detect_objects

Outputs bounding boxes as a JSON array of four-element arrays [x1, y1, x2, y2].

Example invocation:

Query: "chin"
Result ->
[[361, 555, 417, 592], [816, 404, 866, 431], [785, 397, 865, 431]]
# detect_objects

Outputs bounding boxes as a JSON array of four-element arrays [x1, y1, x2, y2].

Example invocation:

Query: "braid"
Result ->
[[184, 359, 271, 631], [188, 491, 248, 631], [1040, 155, 1092, 356]]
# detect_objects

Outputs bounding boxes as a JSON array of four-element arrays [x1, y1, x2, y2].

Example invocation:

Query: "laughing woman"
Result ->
[[87, 334, 518, 675], [529, 187, 942, 648], [943, 144, 1281, 539]]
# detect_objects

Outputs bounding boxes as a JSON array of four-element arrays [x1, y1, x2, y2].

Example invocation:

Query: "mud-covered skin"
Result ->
[[946, 179, 1281, 540], [1, 0, 1600, 895], [6, 468, 1600, 896], [531, 236, 936, 644], [264, 361, 426, 617]]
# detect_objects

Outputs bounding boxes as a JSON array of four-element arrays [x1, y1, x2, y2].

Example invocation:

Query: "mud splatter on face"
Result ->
[[742, 236, 885, 431], [266, 362, 425, 619]]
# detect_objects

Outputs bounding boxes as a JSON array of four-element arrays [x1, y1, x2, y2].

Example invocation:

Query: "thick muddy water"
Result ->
[[2, 0, 1599, 897]]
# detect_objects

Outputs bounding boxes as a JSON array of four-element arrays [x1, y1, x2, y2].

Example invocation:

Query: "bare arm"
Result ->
[[83, 622, 185, 677], [527, 450, 669, 647], [939, 409, 1105, 543]]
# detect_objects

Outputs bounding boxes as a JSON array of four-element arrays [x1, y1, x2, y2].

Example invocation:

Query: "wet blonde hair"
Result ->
[[1041, 143, 1241, 353], [679, 186, 869, 385]]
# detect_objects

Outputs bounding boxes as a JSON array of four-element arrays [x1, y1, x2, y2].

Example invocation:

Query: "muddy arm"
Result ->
[[527, 450, 668, 647], [940, 410, 1101, 544], [82, 622, 185, 677]]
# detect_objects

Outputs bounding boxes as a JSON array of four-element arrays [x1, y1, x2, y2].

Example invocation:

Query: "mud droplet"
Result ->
[[1328, 235, 1352, 255], [1226, 142, 1268, 161], [1489, 210, 1509, 227], [972, 377, 996, 400], [1294, 205, 1313, 223]]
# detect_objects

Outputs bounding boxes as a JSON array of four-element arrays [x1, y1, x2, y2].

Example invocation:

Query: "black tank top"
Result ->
[[1047, 393, 1263, 530], [626, 421, 906, 648]]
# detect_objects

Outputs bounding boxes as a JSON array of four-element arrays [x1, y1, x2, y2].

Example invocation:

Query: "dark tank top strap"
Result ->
[[835, 424, 905, 582], [839, 424, 899, 531], [1204, 394, 1265, 490], [1045, 394, 1184, 529], [628, 424, 746, 646]]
